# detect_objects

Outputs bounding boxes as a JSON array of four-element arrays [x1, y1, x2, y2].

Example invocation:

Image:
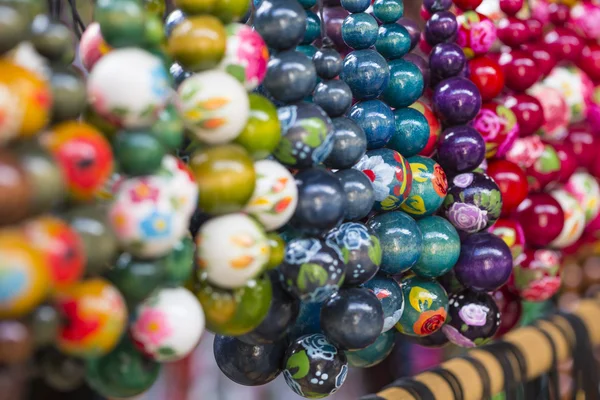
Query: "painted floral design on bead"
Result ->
[[506, 136, 545, 169], [521, 276, 561, 301], [453, 173, 473, 189], [129, 180, 159, 203], [285, 239, 323, 265], [458, 303, 489, 327], [301, 334, 338, 361], [432, 164, 448, 198], [353, 154, 394, 201], [327, 223, 371, 251], [447, 202, 488, 232], [413, 308, 446, 335], [140, 211, 173, 239], [457, 11, 497, 58], [442, 324, 476, 348], [131, 308, 173, 348]]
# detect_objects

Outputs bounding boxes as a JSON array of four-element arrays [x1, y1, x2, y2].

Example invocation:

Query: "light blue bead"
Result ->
[[342, 13, 379, 50], [388, 107, 429, 157], [340, 0, 371, 13], [373, 0, 404, 23], [376, 23, 412, 60]]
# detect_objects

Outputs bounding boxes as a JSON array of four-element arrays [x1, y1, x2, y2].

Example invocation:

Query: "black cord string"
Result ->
[[66, 0, 86, 38], [461, 355, 492, 400], [429, 367, 463, 400]]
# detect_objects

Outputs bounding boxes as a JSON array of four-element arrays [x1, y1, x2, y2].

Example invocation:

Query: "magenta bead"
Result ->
[[499, 0, 524, 16], [498, 50, 541, 93], [497, 17, 530, 48], [553, 142, 578, 183], [515, 193, 565, 248], [543, 27, 585, 63]]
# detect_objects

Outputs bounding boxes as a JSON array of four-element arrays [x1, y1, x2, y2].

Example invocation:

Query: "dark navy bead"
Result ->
[[376, 23, 412, 60], [423, 0, 453, 13], [213, 336, 286, 386], [363, 275, 404, 332], [321, 287, 384, 350], [313, 47, 343, 80], [388, 107, 430, 157], [398, 17, 420, 51], [313, 80, 353, 118], [302, 10, 321, 45], [346, 330, 396, 368], [340, 0, 371, 13], [373, 0, 404, 23], [325, 117, 367, 169], [340, 49, 390, 100], [347, 100, 395, 149], [430, 43, 466, 81], [288, 301, 323, 341], [436, 125, 486, 173], [341, 13, 379, 50], [264, 50, 317, 103], [335, 169, 374, 221], [433, 77, 482, 125], [382, 58, 424, 109], [425, 11, 457, 45], [254, 0, 307, 51]]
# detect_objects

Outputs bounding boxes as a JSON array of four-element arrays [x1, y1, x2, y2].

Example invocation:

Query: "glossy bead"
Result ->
[[169, 62, 191, 87], [335, 169, 375, 222], [528, 84, 569, 142], [424, 11, 457, 45], [543, 27, 584, 63], [348, 100, 395, 149], [296, 44, 318, 60], [288, 300, 322, 340], [565, 172, 600, 224], [303, 11, 322, 45], [29, 304, 60, 347], [0, 5, 28, 55], [264, 50, 317, 104], [497, 17, 530, 48], [507, 139, 560, 191], [363, 275, 404, 332], [453, 0, 482, 10], [395, 276, 448, 337], [436, 125, 486, 173], [429, 43, 466, 83], [388, 108, 429, 158], [346, 329, 395, 368], [366, 211, 423, 275], [492, 285, 521, 338], [423, 0, 451, 12], [376, 23, 411, 60], [254, 0, 306, 51], [106, 252, 164, 306], [400, 156, 447, 218], [488, 218, 525, 263], [549, 189, 585, 249], [327, 223, 381, 286], [454, 232, 512, 292], [433, 77, 482, 125], [398, 17, 420, 51], [0, 151, 32, 225], [55, 279, 126, 358], [497, 50, 540, 93], [325, 117, 367, 169], [382, 59, 424, 109], [86, 337, 160, 398], [472, 102, 519, 159], [577, 43, 600, 82], [469, 56, 505, 102], [233, 94, 281, 160], [412, 216, 460, 279], [442, 290, 499, 347], [373, 0, 404, 22], [160, 155, 199, 219], [283, 334, 348, 398], [442, 172, 502, 233], [543, 66, 593, 124], [94, 0, 145, 48], [499, 0, 523, 15], [509, 249, 562, 302], [456, 11, 496, 58], [265, 233, 285, 271], [168, 15, 226, 71], [113, 131, 165, 176], [342, 13, 378, 50], [163, 236, 194, 285], [341, 49, 390, 100], [340, 0, 370, 13], [79, 22, 111, 70], [321, 6, 351, 55], [502, 93, 544, 136], [313, 80, 353, 118], [553, 142, 577, 183], [50, 67, 86, 122], [516, 193, 565, 248], [298, 0, 317, 8], [411, 101, 441, 157], [313, 47, 343, 80], [487, 160, 528, 216]]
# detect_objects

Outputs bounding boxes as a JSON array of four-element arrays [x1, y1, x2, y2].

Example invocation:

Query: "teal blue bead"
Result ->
[[395, 276, 448, 337], [296, 44, 318, 59], [400, 156, 447, 218], [382, 59, 424, 108], [302, 10, 321, 45], [341, 49, 390, 100], [366, 211, 423, 275], [346, 330, 396, 368], [298, 0, 317, 8], [373, 0, 404, 23], [412, 216, 460, 279], [341, 0, 371, 13], [347, 100, 395, 149], [388, 108, 429, 157], [376, 23, 411, 60], [342, 13, 379, 50]]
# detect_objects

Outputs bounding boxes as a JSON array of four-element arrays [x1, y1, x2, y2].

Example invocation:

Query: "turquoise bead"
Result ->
[[382, 59, 424, 108], [400, 156, 448, 218], [298, 0, 317, 8], [296, 44, 318, 59], [341, 49, 390, 100], [373, 0, 404, 23], [347, 100, 395, 149], [341, 13, 379, 50], [412, 216, 460, 279], [341, 0, 371, 13], [302, 10, 321, 45], [376, 23, 412, 60], [388, 108, 430, 157], [346, 330, 396, 368]]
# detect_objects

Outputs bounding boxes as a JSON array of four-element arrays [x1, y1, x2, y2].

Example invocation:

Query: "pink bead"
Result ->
[[497, 17, 530, 48], [499, 0, 524, 16]]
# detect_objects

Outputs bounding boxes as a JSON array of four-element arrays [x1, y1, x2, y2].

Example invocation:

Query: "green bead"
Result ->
[[114, 130, 166, 176], [95, 0, 146, 48], [173, 0, 217, 15], [29, 304, 60, 347], [265, 233, 285, 271], [83, 105, 119, 140], [50, 67, 86, 122], [395, 275, 448, 337], [31, 15, 72, 62], [192, 273, 272, 336], [234, 94, 281, 160], [412, 216, 460, 279], [163, 236, 195, 285], [0, 5, 28, 55], [213, 0, 250, 23], [143, 13, 165, 47], [150, 104, 184, 151], [143, 0, 165, 17], [106, 252, 165, 306], [0, 0, 46, 20], [86, 336, 160, 399]]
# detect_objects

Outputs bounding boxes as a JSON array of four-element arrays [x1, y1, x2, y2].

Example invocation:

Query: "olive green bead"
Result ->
[[173, 0, 217, 15], [150, 104, 184, 151], [213, 0, 250, 23], [143, 13, 164, 47], [234, 94, 282, 160], [143, 0, 165, 16], [0, 5, 29, 55], [163, 236, 195, 285], [0, 0, 46, 21], [28, 304, 59, 347], [30, 15, 73, 62], [50, 67, 86, 122], [83, 106, 119, 140], [95, 0, 146, 48], [86, 337, 160, 399], [114, 131, 166, 176], [265, 233, 285, 271], [106, 252, 165, 306]]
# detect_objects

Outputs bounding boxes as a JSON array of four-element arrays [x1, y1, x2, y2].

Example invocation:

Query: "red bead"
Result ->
[[492, 285, 522, 338], [576, 43, 600, 83], [565, 123, 598, 170], [552, 142, 578, 183], [453, 0, 483, 11], [420, 5, 432, 21], [487, 160, 528, 216], [468, 56, 505, 102], [515, 193, 565, 248], [497, 17, 530, 48], [503, 94, 544, 136], [525, 19, 543, 42], [499, 0, 524, 16], [548, 3, 570, 26], [498, 50, 541, 92], [543, 27, 584, 63], [520, 43, 556, 77]]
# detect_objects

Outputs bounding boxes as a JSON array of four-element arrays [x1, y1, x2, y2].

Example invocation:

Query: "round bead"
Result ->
[[376, 23, 412, 60], [313, 47, 343, 80], [0, 5, 28, 55], [424, 11, 457, 45], [346, 330, 395, 368], [529, 84, 569, 142], [388, 107, 429, 158], [245, 160, 298, 231], [87, 48, 169, 129], [433, 77, 482, 125], [453, 0, 482, 10], [442, 290, 499, 348], [79, 22, 111, 71], [492, 285, 522, 338], [196, 213, 269, 289], [373, 0, 404, 23], [363, 275, 404, 332], [554, 142, 578, 183], [296, 44, 318, 59], [30, 304, 60, 347], [436, 125, 486, 173], [298, 0, 317, 8], [510, 249, 562, 302], [348, 100, 395, 149], [442, 172, 502, 233], [335, 169, 375, 222], [313, 79, 353, 118], [160, 155, 199, 218], [40, 349, 86, 391], [565, 172, 600, 224], [456, 11, 496, 58], [412, 216, 460, 279], [400, 156, 447, 218], [161, 238, 195, 284], [340, 0, 371, 13], [274, 102, 334, 169], [86, 337, 159, 398], [543, 27, 584, 63], [423, 0, 452, 13], [114, 131, 165, 176], [214, 336, 285, 386], [516, 193, 565, 248], [497, 50, 540, 93], [500, 0, 524, 15], [94, 0, 144, 48], [395, 276, 448, 337], [577, 43, 600, 82], [454, 232, 513, 292], [429, 43, 466, 82], [382, 59, 424, 109], [233, 94, 280, 160], [469, 56, 505, 102], [398, 17, 421, 51], [50, 67, 86, 122], [411, 101, 441, 157], [487, 160, 528, 216], [0, 151, 32, 225], [279, 238, 345, 303], [107, 253, 163, 306], [341, 49, 390, 100], [543, 66, 593, 124], [321, 287, 384, 350], [265, 233, 285, 271], [366, 211, 423, 275], [168, 15, 226, 71], [254, 0, 306, 51], [502, 93, 544, 136], [282, 334, 348, 398], [303, 11, 321, 45], [148, 105, 183, 151], [326, 222, 381, 286], [342, 13, 378, 50], [513, 138, 560, 191], [263, 50, 317, 104], [472, 102, 519, 159], [289, 301, 322, 341], [325, 117, 367, 170], [497, 17, 530, 48], [55, 279, 127, 358]]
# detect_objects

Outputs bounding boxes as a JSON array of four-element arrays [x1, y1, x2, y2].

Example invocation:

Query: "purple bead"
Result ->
[[322, 7, 352, 55], [403, 53, 430, 90], [454, 232, 513, 292], [429, 43, 466, 81], [397, 17, 420, 51], [437, 126, 486, 173], [433, 77, 482, 125], [425, 11, 457, 45], [423, 0, 453, 12]]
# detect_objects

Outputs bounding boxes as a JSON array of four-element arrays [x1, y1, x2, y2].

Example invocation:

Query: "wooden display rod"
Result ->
[[365, 300, 600, 400]]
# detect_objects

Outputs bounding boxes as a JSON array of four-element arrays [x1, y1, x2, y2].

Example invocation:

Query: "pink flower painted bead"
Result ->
[[528, 83, 570, 142], [472, 101, 519, 158], [509, 249, 562, 302], [549, 189, 585, 249], [569, 2, 600, 41], [456, 11, 497, 59], [542, 66, 594, 123], [564, 172, 600, 224], [79, 22, 112, 71]]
